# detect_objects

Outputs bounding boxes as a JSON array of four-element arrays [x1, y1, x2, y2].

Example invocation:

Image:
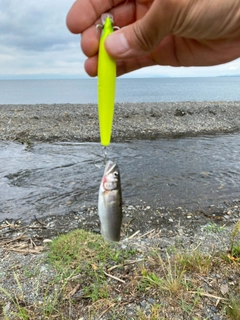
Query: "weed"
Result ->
[[141, 269, 163, 288], [166, 245, 177, 255], [179, 290, 201, 317], [230, 220, 240, 252], [202, 222, 225, 234], [231, 242, 240, 259], [0, 285, 31, 320], [0, 229, 137, 319], [160, 253, 186, 295], [180, 299, 194, 315], [226, 295, 240, 320], [176, 249, 212, 274], [83, 281, 109, 301], [139, 251, 186, 296], [137, 303, 163, 320], [47, 229, 137, 303], [47, 229, 135, 271], [222, 220, 240, 264], [1, 227, 240, 319], [24, 267, 40, 279]]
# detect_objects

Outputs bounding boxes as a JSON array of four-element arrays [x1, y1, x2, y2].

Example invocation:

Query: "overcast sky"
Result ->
[[0, 0, 240, 80]]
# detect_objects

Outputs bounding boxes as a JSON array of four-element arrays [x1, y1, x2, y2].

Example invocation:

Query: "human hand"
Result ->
[[66, 0, 240, 77]]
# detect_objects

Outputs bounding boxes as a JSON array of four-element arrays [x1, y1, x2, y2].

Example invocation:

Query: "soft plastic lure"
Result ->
[[97, 14, 116, 147]]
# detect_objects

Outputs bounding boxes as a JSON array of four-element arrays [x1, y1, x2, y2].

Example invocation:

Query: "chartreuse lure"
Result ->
[[97, 14, 117, 147]]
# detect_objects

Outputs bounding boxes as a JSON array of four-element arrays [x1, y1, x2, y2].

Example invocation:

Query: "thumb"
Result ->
[[105, 0, 171, 58]]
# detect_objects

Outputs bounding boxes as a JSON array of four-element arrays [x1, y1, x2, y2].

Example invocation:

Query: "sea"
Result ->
[[0, 76, 240, 104]]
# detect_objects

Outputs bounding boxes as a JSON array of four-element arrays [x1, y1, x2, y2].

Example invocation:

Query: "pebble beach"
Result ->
[[1, 101, 240, 142]]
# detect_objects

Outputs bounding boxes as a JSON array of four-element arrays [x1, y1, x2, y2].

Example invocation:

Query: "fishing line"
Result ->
[[93, 146, 108, 168]]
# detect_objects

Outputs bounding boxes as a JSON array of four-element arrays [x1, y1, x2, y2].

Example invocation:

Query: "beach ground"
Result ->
[[1, 101, 240, 142]]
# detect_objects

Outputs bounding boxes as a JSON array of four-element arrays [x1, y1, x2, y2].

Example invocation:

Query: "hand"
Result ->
[[66, 0, 240, 77]]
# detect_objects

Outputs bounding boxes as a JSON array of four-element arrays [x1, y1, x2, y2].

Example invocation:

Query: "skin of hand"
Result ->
[[66, 0, 240, 77]]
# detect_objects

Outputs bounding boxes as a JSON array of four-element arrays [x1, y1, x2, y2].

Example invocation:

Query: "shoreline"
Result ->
[[1, 100, 240, 227], [1, 101, 240, 142], [1, 101, 240, 237]]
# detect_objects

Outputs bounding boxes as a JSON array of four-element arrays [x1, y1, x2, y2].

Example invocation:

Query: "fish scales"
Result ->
[[98, 160, 122, 241]]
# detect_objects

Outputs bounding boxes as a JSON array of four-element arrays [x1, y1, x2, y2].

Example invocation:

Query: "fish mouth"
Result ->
[[104, 160, 117, 175]]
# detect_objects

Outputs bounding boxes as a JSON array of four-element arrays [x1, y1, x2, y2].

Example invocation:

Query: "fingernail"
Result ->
[[106, 32, 129, 55]]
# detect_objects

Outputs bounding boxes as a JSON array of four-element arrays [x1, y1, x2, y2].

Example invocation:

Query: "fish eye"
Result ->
[[113, 171, 118, 177]]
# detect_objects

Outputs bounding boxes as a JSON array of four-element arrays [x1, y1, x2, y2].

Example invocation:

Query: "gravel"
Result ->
[[1, 202, 240, 319], [1, 101, 240, 142]]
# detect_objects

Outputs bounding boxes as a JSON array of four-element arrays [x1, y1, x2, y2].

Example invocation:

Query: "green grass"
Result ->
[[47, 229, 136, 302], [1, 225, 240, 319], [226, 295, 240, 320], [47, 229, 135, 269], [176, 249, 212, 274], [202, 222, 226, 234]]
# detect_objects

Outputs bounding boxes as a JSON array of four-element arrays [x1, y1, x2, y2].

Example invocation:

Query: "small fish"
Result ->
[[98, 160, 122, 241]]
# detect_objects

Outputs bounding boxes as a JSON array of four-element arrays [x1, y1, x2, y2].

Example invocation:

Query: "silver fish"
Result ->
[[98, 160, 122, 241]]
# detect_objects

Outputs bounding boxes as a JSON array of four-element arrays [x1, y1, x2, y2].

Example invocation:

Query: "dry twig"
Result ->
[[104, 271, 126, 284]]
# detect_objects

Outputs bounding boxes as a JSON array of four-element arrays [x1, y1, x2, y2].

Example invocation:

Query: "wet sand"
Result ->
[[1, 101, 240, 142]]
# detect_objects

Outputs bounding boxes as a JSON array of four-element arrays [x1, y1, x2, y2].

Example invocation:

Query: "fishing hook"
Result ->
[[96, 18, 120, 36], [96, 24, 103, 36], [94, 146, 108, 168]]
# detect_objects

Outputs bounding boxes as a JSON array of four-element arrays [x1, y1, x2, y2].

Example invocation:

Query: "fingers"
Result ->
[[81, 25, 99, 57], [80, 1, 137, 58], [69, 0, 240, 77], [66, 0, 129, 34], [84, 56, 98, 77], [105, 0, 172, 58], [83, 34, 177, 77], [66, 0, 98, 34], [84, 53, 157, 77], [116, 55, 156, 76]]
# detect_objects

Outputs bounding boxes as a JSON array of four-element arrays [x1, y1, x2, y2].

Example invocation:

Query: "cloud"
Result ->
[[0, 0, 74, 51], [124, 59, 240, 78], [228, 65, 239, 71], [0, 0, 87, 78], [0, 0, 239, 79]]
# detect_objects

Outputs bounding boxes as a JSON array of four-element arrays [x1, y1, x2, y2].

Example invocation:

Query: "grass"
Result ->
[[0, 273, 31, 320], [137, 303, 163, 319], [47, 229, 136, 302], [0, 223, 240, 319], [226, 295, 240, 320], [202, 222, 226, 234], [230, 219, 240, 253], [47, 229, 136, 268], [139, 251, 186, 295], [176, 248, 212, 274]]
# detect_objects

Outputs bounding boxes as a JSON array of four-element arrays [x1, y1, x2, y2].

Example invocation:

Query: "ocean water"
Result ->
[[0, 77, 240, 104]]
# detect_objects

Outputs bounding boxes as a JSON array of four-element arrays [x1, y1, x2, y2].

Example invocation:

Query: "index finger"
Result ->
[[66, 0, 124, 34]]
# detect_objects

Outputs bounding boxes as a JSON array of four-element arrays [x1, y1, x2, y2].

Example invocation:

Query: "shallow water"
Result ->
[[1, 134, 240, 222]]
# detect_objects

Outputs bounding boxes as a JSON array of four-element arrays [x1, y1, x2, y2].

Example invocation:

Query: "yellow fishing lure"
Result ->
[[97, 14, 116, 147]]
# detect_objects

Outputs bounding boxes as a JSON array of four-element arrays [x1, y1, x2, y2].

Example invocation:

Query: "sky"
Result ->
[[0, 0, 240, 80]]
